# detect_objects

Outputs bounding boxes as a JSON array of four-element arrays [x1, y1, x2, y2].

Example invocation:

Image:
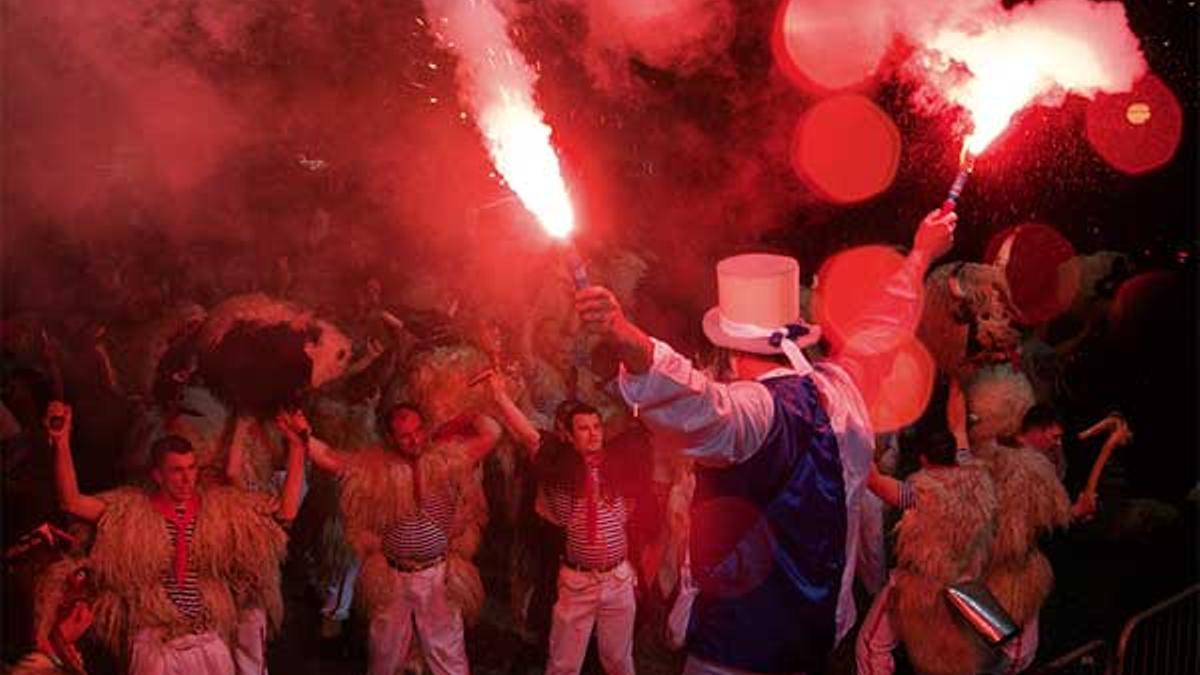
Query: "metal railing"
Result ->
[[1035, 639, 1109, 674], [1113, 583, 1200, 675]]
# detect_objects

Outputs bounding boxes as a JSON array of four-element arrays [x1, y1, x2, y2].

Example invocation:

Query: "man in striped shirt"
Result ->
[[302, 403, 501, 675], [48, 401, 303, 675], [536, 402, 638, 675]]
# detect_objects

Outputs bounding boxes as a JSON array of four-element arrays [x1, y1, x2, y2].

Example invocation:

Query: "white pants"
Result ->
[[129, 629, 235, 675], [856, 576, 900, 675], [233, 608, 269, 675], [368, 561, 468, 675], [546, 560, 636, 675], [323, 557, 361, 622], [856, 576, 1039, 675], [1000, 613, 1039, 674]]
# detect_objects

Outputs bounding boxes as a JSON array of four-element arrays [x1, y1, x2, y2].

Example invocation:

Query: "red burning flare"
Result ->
[[922, 0, 1147, 156]]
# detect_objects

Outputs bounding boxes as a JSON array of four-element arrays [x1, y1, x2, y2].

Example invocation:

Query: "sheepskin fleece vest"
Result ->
[[339, 441, 489, 624], [88, 486, 286, 660], [977, 443, 1071, 625], [893, 462, 997, 675]]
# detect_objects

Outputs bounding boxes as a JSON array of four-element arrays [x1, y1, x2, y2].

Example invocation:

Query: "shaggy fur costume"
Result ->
[[113, 303, 207, 398], [1061, 251, 1131, 321], [893, 463, 998, 675], [30, 558, 91, 658], [974, 443, 1071, 625], [920, 263, 1022, 379], [401, 345, 494, 429], [964, 365, 1036, 447], [339, 442, 489, 624], [87, 486, 287, 660]]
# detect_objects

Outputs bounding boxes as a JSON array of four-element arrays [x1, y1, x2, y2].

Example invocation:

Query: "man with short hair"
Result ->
[[1017, 403, 1066, 481], [537, 402, 639, 675], [48, 400, 302, 675], [575, 209, 956, 674], [300, 402, 501, 675]]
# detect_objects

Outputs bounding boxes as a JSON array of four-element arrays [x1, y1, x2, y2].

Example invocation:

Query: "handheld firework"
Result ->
[[941, 148, 976, 214], [563, 241, 590, 290]]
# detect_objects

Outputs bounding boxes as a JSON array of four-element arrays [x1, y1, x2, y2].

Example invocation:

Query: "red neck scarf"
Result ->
[[151, 493, 200, 586], [583, 455, 602, 545]]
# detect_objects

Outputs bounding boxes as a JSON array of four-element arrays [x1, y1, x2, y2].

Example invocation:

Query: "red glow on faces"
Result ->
[[1085, 74, 1182, 175], [791, 95, 900, 204], [856, 338, 936, 434], [771, 0, 886, 93], [985, 224, 1077, 326], [813, 246, 918, 349]]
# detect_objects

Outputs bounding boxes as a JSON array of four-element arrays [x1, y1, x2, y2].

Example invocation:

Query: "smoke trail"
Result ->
[[562, 0, 736, 92], [420, 0, 575, 240], [911, 0, 1147, 151]]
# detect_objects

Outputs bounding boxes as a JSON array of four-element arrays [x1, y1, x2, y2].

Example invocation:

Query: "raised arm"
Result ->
[[833, 209, 957, 391], [273, 410, 310, 523], [576, 287, 773, 467], [866, 463, 914, 510], [462, 414, 503, 465], [1076, 413, 1133, 518], [46, 402, 107, 523], [486, 372, 542, 453], [276, 409, 346, 474]]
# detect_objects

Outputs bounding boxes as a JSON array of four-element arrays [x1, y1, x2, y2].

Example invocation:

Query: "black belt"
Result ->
[[562, 557, 625, 573], [387, 555, 446, 573]]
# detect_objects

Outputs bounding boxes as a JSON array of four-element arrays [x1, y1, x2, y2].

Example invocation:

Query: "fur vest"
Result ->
[[977, 442, 1071, 624], [893, 462, 998, 675], [88, 486, 287, 659], [339, 442, 488, 624]]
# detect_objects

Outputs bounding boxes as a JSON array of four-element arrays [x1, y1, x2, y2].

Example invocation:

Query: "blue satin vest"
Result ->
[[686, 374, 847, 673]]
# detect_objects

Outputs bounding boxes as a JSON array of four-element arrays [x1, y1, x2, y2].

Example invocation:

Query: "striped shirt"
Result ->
[[898, 481, 917, 511], [161, 505, 204, 619], [381, 488, 456, 563], [545, 466, 629, 570]]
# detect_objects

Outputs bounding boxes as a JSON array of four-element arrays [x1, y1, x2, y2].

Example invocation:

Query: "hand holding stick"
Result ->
[[1078, 412, 1133, 512]]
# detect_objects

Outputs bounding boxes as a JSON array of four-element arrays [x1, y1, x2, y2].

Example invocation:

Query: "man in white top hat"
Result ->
[[575, 209, 957, 674]]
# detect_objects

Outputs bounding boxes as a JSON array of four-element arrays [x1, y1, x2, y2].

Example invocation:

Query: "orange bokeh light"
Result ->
[[813, 246, 919, 349], [855, 338, 937, 433], [772, 0, 887, 93], [1086, 74, 1182, 175], [791, 95, 900, 204], [985, 224, 1077, 326]]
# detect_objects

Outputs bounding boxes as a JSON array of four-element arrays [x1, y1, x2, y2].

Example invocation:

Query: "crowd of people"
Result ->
[[0, 205, 1173, 675]]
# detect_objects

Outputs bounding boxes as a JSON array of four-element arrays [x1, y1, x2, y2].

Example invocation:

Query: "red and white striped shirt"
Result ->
[[545, 466, 629, 570], [381, 488, 456, 564]]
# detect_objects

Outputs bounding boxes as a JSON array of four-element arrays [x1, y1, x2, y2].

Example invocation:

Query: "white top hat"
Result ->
[[702, 253, 821, 371]]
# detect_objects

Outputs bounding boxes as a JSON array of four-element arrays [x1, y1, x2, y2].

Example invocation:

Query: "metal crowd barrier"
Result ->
[[1035, 639, 1109, 674], [1113, 583, 1200, 675]]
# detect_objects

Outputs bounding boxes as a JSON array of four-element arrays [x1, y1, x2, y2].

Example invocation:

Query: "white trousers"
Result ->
[[856, 576, 1039, 675], [546, 560, 636, 675], [129, 629, 235, 675], [323, 557, 361, 622], [233, 607, 269, 675], [855, 575, 900, 675], [367, 561, 468, 675], [1000, 613, 1039, 674]]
